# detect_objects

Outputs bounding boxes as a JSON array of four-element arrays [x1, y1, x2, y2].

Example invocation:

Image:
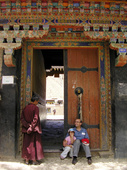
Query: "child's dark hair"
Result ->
[[69, 131, 75, 133], [31, 95, 39, 102]]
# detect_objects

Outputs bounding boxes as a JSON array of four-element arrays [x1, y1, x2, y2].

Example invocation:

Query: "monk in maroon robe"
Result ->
[[21, 95, 44, 165]]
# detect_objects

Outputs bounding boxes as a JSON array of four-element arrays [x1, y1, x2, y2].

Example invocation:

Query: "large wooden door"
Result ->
[[66, 48, 100, 149]]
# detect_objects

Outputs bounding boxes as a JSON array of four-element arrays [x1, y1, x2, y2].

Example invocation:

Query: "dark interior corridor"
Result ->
[[41, 49, 63, 70]]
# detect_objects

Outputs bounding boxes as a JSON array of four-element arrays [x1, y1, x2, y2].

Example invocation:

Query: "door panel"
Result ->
[[67, 48, 100, 149]]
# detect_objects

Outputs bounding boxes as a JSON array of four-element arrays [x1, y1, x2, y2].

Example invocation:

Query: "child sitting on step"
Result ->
[[60, 128, 76, 159]]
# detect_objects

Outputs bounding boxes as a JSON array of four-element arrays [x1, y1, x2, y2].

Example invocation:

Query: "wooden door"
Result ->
[[67, 48, 100, 149]]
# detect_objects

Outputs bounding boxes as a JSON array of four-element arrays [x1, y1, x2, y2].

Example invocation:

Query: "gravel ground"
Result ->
[[0, 156, 127, 170]]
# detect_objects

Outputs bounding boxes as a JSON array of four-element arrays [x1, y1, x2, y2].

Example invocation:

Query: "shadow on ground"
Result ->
[[41, 119, 64, 150]]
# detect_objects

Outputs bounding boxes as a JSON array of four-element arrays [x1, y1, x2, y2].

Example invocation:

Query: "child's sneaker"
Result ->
[[60, 155, 65, 160]]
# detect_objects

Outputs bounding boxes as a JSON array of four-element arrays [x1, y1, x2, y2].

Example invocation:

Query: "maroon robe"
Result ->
[[21, 103, 44, 160]]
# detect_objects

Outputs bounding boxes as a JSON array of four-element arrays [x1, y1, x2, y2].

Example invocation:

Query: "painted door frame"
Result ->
[[20, 40, 111, 152]]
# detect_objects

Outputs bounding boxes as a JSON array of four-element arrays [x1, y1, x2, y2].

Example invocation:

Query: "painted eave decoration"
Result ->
[[0, 0, 127, 67]]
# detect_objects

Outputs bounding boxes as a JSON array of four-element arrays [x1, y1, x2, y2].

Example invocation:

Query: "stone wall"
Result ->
[[0, 49, 21, 158], [32, 49, 46, 100], [0, 49, 3, 89], [32, 49, 46, 122], [15, 49, 22, 156], [115, 64, 127, 158], [110, 48, 127, 158]]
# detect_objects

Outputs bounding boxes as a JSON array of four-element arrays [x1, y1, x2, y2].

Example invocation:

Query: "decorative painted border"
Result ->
[[0, 0, 127, 26], [20, 39, 111, 151], [105, 42, 112, 150]]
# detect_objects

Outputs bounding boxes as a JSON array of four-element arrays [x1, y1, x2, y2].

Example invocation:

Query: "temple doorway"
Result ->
[[30, 45, 109, 151], [32, 48, 100, 150], [20, 40, 111, 154], [32, 49, 64, 150]]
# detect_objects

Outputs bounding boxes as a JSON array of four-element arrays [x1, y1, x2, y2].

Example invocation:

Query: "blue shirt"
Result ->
[[66, 127, 89, 140]]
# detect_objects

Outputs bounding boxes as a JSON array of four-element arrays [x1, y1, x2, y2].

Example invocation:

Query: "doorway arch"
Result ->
[[19, 40, 111, 153]]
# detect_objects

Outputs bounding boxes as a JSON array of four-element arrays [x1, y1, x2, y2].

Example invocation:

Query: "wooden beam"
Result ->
[[0, 0, 126, 3]]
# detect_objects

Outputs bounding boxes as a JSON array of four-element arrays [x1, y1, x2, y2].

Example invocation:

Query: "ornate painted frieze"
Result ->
[[0, 0, 126, 16], [0, 0, 126, 67]]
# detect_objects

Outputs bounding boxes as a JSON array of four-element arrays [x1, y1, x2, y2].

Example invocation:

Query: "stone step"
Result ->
[[44, 149, 100, 157]]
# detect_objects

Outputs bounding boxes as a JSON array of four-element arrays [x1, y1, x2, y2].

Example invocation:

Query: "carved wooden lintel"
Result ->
[[0, 43, 21, 67], [0, 43, 22, 50], [110, 43, 127, 51], [110, 43, 127, 67], [115, 55, 127, 67], [4, 54, 16, 67]]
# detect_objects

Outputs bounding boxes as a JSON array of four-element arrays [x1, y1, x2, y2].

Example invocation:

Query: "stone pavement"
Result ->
[[0, 155, 127, 170]]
